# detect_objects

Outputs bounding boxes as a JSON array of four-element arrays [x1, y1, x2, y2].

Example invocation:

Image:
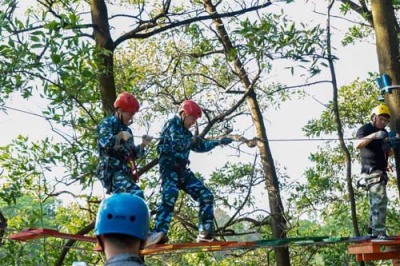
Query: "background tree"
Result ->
[[0, 0, 379, 265]]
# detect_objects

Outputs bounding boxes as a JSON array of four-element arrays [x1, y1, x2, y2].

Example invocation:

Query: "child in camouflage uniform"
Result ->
[[145, 100, 233, 246], [356, 104, 392, 240], [96, 92, 152, 199]]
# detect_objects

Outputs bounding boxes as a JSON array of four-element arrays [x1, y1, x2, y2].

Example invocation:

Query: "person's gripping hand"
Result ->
[[375, 131, 388, 139], [219, 137, 233, 145], [142, 135, 153, 147], [118, 131, 132, 141]]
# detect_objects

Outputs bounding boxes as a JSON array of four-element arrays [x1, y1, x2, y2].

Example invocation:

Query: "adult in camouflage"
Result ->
[[356, 104, 393, 240]]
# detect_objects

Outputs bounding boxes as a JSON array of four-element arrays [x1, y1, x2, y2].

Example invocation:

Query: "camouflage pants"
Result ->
[[361, 171, 388, 235], [154, 166, 214, 235], [111, 170, 144, 199]]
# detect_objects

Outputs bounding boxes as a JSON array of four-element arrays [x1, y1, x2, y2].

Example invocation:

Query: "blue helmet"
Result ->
[[95, 193, 149, 241]]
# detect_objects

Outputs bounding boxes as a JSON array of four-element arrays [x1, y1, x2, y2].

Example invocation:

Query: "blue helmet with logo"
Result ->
[[95, 193, 149, 241]]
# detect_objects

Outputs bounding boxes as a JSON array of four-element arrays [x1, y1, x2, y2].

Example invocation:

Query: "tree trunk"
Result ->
[[203, 1, 290, 265], [371, 0, 400, 197], [327, 1, 360, 237], [90, 0, 117, 115]]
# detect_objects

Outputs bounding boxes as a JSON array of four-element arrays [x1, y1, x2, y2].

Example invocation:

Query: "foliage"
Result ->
[[0, 0, 391, 265]]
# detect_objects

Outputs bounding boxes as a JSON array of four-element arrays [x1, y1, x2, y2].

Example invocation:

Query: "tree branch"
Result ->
[[114, 2, 272, 47]]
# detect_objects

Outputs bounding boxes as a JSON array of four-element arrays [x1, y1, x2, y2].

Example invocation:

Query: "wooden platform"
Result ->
[[141, 241, 257, 255], [348, 237, 400, 264], [9, 228, 400, 262], [9, 228, 258, 255]]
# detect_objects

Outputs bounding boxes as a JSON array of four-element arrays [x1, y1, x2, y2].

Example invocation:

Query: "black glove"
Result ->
[[219, 137, 233, 145], [375, 131, 388, 139]]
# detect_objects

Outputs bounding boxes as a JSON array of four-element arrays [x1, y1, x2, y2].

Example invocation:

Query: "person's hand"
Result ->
[[118, 131, 132, 141], [375, 131, 388, 139], [142, 135, 153, 146], [191, 135, 201, 147], [219, 137, 233, 145]]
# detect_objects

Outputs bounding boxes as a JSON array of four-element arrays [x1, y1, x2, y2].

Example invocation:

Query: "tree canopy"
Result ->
[[1, 0, 400, 265]]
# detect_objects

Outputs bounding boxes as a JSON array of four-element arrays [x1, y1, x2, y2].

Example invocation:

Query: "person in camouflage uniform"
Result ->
[[145, 100, 234, 247], [356, 104, 392, 240], [96, 92, 152, 199]]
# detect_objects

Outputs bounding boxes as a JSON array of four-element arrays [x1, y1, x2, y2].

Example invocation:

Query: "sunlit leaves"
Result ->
[[236, 13, 327, 77], [303, 77, 379, 137]]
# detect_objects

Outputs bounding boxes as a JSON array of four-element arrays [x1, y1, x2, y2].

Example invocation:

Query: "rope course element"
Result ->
[[8, 227, 400, 262], [3, 104, 362, 143], [348, 237, 400, 263]]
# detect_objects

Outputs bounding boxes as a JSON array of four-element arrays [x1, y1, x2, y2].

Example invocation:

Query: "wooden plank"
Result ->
[[141, 241, 257, 255], [356, 252, 400, 262], [348, 238, 400, 262], [348, 243, 380, 254]]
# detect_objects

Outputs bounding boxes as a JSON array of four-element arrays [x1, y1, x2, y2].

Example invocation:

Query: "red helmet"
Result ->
[[178, 100, 202, 119], [114, 92, 140, 113]]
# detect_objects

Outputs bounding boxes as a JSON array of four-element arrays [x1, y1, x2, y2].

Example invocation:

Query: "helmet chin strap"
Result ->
[[116, 109, 133, 125], [116, 109, 123, 120], [371, 115, 377, 128]]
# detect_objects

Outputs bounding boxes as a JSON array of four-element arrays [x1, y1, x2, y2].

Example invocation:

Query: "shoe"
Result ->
[[144, 232, 164, 247], [372, 233, 392, 241], [196, 232, 214, 243], [375, 234, 391, 240], [158, 234, 169, 244]]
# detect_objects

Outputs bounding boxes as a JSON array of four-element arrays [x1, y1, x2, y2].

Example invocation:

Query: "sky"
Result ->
[[0, 0, 379, 208]]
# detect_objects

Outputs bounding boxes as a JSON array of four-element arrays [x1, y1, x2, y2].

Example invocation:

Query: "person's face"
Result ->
[[118, 109, 136, 125], [374, 115, 390, 129], [182, 113, 198, 129]]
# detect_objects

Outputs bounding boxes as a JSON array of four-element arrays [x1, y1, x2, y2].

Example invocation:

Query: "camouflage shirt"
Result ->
[[97, 114, 144, 173], [157, 115, 220, 165]]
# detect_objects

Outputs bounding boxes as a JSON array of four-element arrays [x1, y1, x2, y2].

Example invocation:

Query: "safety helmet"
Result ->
[[95, 193, 149, 241], [178, 100, 202, 119], [371, 104, 390, 118], [113, 92, 140, 114]]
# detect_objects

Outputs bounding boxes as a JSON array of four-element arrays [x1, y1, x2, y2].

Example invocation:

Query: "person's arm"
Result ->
[[355, 132, 377, 149], [355, 130, 387, 149], [191, 137, 233, 153], [98, 119, 120, 152]]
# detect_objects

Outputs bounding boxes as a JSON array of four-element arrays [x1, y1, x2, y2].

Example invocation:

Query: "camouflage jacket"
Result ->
[[97, 114, 144, 174], [157, 115, 220, 166]]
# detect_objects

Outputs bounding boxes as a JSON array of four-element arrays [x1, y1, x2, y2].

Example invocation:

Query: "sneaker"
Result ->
[[375, 234, 391, 240], [158, 234, 169, 244], [144, 232, 164, 247], [196, 232, 214, 243]]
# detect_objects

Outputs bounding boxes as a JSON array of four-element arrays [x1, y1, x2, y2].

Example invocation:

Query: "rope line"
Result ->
[[2, 104, 362, 142]]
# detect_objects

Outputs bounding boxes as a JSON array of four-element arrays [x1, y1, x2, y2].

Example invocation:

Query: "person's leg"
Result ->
[[154, 175, 180, 233], [182, 170, 214, 239], [112, 170, 144, 198], [145, 168, 179, 247], [369, 181, 388, 236]]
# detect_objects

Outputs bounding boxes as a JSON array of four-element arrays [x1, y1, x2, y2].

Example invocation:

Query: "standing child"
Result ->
[[145, 100, 233, 246], [96, 92, 152, 198]]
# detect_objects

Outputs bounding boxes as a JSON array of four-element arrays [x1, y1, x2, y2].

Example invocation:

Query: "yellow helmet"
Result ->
[[371, 104, 390, 117]]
